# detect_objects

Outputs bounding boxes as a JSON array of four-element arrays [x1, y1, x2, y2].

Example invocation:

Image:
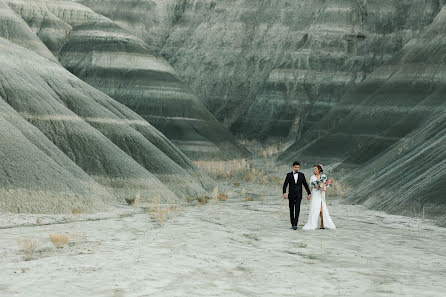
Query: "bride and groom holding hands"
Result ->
[[283, 161, 336, 230]]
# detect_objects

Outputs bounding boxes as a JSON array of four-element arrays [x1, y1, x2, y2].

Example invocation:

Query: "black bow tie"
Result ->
[[293, 172, 298, 174]]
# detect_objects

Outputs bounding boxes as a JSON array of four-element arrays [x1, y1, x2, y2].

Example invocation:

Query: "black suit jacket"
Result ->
[[283, 172, 311, 199]]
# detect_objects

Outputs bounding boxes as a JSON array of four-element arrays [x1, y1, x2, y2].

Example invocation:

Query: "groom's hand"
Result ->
[[307, 195, 311, 200], [283, 193, 288, 199]]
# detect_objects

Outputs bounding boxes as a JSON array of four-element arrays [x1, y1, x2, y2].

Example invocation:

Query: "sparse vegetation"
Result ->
[[194, 158, 249, 178], [71, 207, 84, 215], [197, 196, 208, 205], [147, 194, 168, 224], [49, 233, 69, 248], [125, 192, 141, 206], [16, 238, 39, 261], [240, 188, 254, 201], [212, 187, 229, 202], [328, 178, 349, 198], [146, 194, 181, 224]]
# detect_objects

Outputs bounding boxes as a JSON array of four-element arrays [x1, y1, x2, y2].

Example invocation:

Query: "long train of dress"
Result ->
[[302, 175, 336, 230]]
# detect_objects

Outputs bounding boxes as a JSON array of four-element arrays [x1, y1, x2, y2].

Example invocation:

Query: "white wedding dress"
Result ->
[[302, 175, 336, 230]]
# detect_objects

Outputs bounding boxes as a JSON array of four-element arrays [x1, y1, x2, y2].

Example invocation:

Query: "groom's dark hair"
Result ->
[[292, 161, 300, 166]]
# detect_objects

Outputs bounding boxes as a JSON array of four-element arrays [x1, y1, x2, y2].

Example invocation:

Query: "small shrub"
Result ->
[[125, 192, 141, 206], [217, 193, 229, 201], [329, 178, 349, 198], [16, 238, 39, 261], [49, 234, 69, 248], [197, 196, 208, 205], [212, 187, 229, 202], [148, 194, 166, 224], [71, 208, 84, 215]]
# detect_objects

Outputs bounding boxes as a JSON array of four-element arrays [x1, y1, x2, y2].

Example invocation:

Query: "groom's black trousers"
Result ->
[[289, 198, 301, 227]]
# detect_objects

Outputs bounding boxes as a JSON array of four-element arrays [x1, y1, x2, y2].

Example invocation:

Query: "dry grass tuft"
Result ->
[[194, 158, 249, 178], [212, 187, 229, 202], [233, 182, 240, 187], [16, 238, 39, 261], [125, 192, 141, 206], [245, 196, 254, 202], [71, 208, 84, 215], [328, 178, 349, 198], [148, 194, 168, 224], [197, 196, 208, 205], [217, 193, 229, 201], [240, 167, 267, 184], [146, 194, 182, 224], [49, 233, 69, 248]]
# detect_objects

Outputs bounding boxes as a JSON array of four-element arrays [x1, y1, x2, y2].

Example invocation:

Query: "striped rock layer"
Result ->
[[79, 0, 446, 225], [0, 0, 218, 213], [7, 0, 249, 160]]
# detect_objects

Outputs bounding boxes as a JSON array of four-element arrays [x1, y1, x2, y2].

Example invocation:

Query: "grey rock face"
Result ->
[[0, 83, 109, 213], [0, 1, 58, 62], [7, 0, 249, 160], [78, 0, 444, 141], [0, 3, 218, 212], [278, 5, 446, 225], [0, 37, 177, 205]]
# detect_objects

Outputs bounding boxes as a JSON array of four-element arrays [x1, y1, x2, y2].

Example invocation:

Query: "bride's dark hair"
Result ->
[[314, 164, 323, 173]]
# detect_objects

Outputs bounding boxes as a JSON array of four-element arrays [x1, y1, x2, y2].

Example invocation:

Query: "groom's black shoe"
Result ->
[[292, 226, 297, 230]]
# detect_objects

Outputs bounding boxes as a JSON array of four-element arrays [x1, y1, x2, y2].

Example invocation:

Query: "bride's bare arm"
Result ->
[[302, 175, 311, 195]]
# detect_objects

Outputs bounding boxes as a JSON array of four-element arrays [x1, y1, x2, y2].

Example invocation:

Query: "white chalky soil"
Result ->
[[0, 164, 445, 297]]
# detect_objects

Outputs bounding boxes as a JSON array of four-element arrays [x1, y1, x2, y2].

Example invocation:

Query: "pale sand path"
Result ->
[[0, 164, 445, 296]]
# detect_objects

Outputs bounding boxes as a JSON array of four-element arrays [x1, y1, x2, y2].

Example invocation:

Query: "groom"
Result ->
[[283, 161, 311, 230]]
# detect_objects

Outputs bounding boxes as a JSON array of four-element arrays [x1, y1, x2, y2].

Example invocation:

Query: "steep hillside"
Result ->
[[0, 1, 219, 212], [6, 0, 249, 160], [0, 94, 110, 213], [278, 4, 446, 225], [79, 0, 444, 141]]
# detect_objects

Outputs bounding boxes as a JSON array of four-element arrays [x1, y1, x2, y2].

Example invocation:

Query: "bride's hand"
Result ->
[[307, 195, 311, 200]]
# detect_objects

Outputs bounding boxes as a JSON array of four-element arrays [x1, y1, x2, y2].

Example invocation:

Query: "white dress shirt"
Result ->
[[293, 171, 299, 183]]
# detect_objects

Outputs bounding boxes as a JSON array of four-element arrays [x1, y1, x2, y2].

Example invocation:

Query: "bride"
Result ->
[[302, 164, 336, 230]]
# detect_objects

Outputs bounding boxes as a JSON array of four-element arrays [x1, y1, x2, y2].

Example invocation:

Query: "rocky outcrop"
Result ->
[[6, 0, 249, 160], [78, 0, 444, 141]]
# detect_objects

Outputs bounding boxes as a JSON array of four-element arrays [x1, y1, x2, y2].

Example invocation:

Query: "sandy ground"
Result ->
[[0, 160, 445, 297]]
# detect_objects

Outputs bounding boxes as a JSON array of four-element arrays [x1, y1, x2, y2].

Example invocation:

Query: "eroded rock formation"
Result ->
[[78, 0, 444, 141], [6, 0, 249, 160], [0, 0, 221, 213]]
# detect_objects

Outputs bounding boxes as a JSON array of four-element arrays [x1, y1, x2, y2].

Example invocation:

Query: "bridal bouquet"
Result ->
[[311, 174, 332, 191]]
